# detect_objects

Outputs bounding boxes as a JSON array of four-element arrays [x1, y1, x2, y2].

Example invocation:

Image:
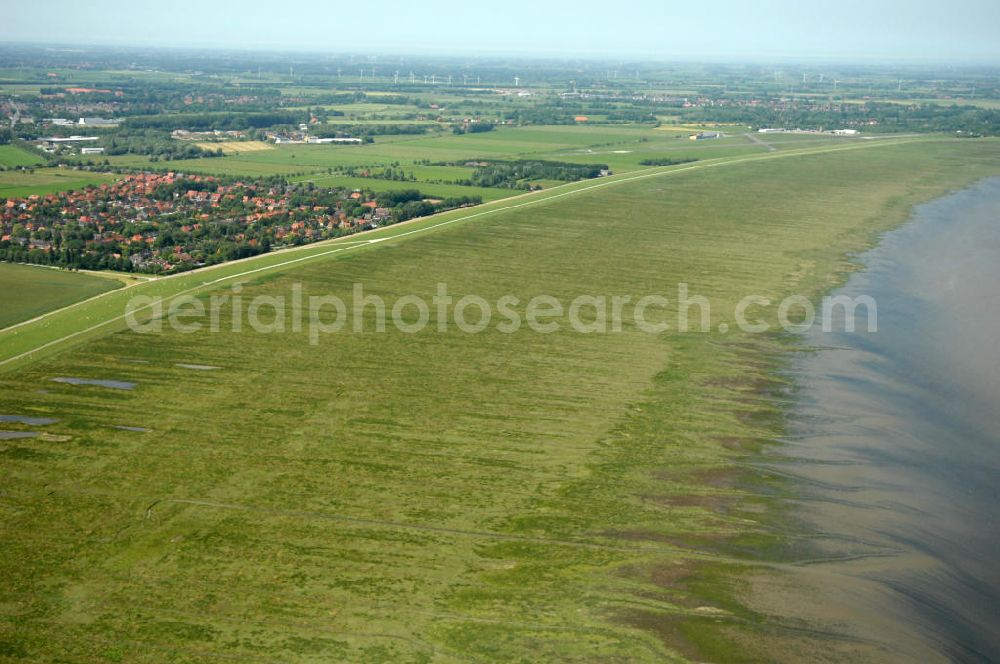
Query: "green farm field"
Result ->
[[93, 123, 848, 201], [0, 168, 119, 198], [2, 138, 998, 661], [0, 84, 47, 96], [872, 97, 1000, 110], [0, 263, 123, 329], [0, 144, 44, 168], [3, 125, 833, 201]]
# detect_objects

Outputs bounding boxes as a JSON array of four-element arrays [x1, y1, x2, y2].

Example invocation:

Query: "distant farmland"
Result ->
[[194, 140, 274, 154], [6, 122, 837, 200], [0, 144, 44, 169], [0, 168, 118, 198], [81, 124, 794, 202]]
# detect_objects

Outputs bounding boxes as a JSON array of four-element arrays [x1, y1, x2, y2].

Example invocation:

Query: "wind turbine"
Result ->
[[514, 75, 520, 86], [409, 71, 415, 83], [394, 71, 400, 85], [834, 79, 840, 91]]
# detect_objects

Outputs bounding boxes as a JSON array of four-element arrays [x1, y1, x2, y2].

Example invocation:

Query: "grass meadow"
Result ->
[[1, 139, 998, 661], [0, 145, 45, 169], [0, 263, 124, 329], [0, 168, 119, 198]]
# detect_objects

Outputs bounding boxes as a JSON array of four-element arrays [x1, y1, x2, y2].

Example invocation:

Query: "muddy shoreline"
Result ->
[[760, 177, 1000, 662]]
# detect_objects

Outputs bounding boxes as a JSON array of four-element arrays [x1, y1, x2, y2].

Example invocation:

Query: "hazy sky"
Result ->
[[4, 0, 999, 62]]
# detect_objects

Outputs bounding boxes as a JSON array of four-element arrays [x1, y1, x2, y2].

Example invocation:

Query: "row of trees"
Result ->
[[99, 129, 224, 160], [452, 123, 495, 135], [374, 190, 482, 222], [435, 159, 609, 189], [638, 157, 698, 166], [681, 102, 1000, 136], [312, 124, 430, 138], [124, 111, 304, 131]]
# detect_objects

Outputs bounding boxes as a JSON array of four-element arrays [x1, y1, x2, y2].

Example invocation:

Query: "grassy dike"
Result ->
[[0, 138, 998, 662], [0, 137, 925, 370]]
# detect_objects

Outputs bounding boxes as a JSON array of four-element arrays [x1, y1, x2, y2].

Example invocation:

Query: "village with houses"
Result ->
[[0, 172, 479, 273]]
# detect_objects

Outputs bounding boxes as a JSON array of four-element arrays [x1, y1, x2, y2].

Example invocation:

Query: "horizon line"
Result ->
[[2, 39, 999, 68]]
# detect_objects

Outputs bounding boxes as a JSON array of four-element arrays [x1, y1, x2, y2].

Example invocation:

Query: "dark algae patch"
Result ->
[[0, 415, 59, 425], [51, 377, 137, 390], [0, 431, 39, 440]]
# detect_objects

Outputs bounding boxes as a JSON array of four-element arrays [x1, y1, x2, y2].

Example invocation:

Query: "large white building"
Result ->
[[78, 117, 120, 127], [39, 135, 99, 143]]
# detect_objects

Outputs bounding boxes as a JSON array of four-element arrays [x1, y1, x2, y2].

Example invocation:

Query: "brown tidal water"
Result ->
[[765, 178, 1000, 662]]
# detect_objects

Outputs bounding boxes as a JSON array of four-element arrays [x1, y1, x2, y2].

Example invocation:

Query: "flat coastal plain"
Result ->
[[1, 138, 999, 662]]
